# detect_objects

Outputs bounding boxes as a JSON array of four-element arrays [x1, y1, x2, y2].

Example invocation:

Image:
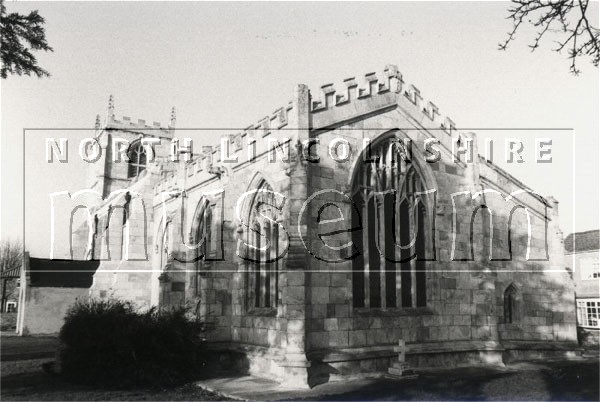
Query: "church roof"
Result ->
[[564, 230, 600, 253]]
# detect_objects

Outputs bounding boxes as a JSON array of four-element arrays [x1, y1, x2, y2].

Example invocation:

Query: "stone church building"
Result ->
[[73, 64, 578, 387]]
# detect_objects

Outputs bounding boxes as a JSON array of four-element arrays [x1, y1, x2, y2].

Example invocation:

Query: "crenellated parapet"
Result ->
[[185, 101, 295, 182], [153, 100, 296, 203], [103, 95, 175, 139], [152, 64, 468, 202], [183, 145, 218, 180], [231, 100, 293, 142], [154, 170, 180, 196], [106, 116, 174, 138], [153, 143, 222, 196], [310, 64, 403, 113], [308, 64, 458, 138]]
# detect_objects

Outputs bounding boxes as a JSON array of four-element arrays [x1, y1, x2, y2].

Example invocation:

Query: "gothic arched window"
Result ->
[[193, 201, 213, 295], [351, 136, 428, 309], [504, 283, 520, 323], [127, 141, 147, 178], [247, 181, 281, 310]]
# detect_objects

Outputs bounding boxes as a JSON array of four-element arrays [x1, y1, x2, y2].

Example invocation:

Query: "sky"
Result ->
[[1, 1, 598, 257]]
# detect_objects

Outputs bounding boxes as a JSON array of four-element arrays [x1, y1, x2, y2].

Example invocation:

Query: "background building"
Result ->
[[565, 230, 600, 346], [16, 254, 99, 335]]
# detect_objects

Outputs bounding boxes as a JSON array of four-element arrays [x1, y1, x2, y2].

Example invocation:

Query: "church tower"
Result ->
[[82, 97, 178, 306], [88, 95, 175, 198]]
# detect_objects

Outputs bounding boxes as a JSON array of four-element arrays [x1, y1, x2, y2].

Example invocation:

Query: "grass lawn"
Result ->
[[1, 356, 598, 401], [1, 371, 231, 401]]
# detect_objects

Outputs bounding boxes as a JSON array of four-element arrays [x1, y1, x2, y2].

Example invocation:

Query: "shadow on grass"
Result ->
[[1, 340, 246, 401], [294, 359, 599, 401], [1, 369, 232, 401]]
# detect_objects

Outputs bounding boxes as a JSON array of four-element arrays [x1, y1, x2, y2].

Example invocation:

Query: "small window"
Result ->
[[127, 141, 147, 178], [577, 299, 600, 328], [504, 284, 520, 324]]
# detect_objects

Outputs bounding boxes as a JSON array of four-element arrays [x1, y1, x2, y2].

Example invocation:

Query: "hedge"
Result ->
[[59, 298, 206, 387]]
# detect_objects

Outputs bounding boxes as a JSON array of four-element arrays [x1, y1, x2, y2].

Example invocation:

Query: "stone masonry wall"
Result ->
[[151, 96, 299, 380], [81, 66, 579, 385], [297, 66, 577, 363]]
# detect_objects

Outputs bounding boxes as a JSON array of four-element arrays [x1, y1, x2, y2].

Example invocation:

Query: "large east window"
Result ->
[[351, 136, 428, 309]]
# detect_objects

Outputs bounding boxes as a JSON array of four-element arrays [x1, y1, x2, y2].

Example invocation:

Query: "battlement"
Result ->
[[308, 64, 458, 137], [152, 64, 464, 198], [103, 95, 175, 138], [310, 65, 403, 112], [226, 100, 294, 148], [152, 100, 295, 199], [154, 171, 179, 195]]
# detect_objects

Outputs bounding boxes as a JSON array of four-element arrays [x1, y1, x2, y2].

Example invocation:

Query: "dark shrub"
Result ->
[[59, 298, 206, 387]]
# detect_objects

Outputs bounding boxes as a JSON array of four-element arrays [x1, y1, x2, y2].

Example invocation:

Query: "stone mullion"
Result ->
[[254, 225, 261, 308], [245, 260, 254, 311], [260, 220, 267, 308], [363, 189, 371, 309], [378, 147, 392, 308], [410, 194, 418, 308], [408, 174, 417, 308], [248, 226, 256, 309], [395, 162, 403, 308], [379, 196, 386, 310], [415, 180, 428, 307], [384, 147, 393, 308], [270, 223, 278, 308]]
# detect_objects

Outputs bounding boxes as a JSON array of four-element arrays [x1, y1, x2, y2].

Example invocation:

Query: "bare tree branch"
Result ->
[[499, 0, 599, 74], [0, 240, 23, 306]]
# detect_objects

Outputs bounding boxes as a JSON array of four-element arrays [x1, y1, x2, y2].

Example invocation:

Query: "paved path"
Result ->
[[196, 357, 600, 401]]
